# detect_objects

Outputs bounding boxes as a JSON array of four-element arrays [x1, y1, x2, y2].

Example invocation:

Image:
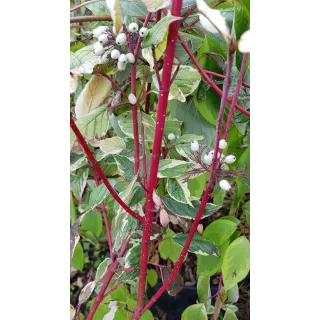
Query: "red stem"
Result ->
[[103, 281, 122, 298], [213, 273, 222, 320], [223, 53, 249, 140], [70, 117, 144, 222], [140, 110, 148, 187], [131, 63, 140, 175], [144, 83, 152, 114], [176, 32, 250, 117], [134, 13, 152, 59], [204, 69, 250, 89], [156, 10, 161, 22], [142, 48, 235, 314], [86, 234, 132, 320], [132, 2, 184, 319]]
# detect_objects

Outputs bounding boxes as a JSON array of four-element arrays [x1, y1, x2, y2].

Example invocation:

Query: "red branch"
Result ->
[[86, 234, 132, 320], [70, 117, 144, 222], [142, 48, 235, 314], [223, 53, 249, 139], [176, 32, 250, 117], [132, 1, 184, 319]]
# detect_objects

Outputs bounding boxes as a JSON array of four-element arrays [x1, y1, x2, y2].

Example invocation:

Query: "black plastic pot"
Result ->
[[147, 278, 218, 320]]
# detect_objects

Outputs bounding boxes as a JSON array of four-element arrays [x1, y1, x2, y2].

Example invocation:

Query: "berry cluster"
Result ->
[[92, 23, 149, 71], [190, 139, 236, 192]]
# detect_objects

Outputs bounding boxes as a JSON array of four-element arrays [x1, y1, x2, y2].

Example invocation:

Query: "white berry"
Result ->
[[93, 26, 108, 38], [117, 61, 126, 71], [128, 93, 137, 105], [93, 42, 105, 56], [129, 22, 139, 32], [221, 163, 229, 171], [116, 33, 127, 45], [168, 133, 175, 141], [209, 150, 220, 159], [191, 140, 199, 152], [98, 33, 109, 44], [225, 155, 236, 164], [111, 49, 120, 59], [118, 54, 128, 63], [204, 154, 213, 165], [219, 180, 231, 191], [100, 52, 109, 63], [219, 139, 227, 149], [139, 27, 149, 37], [126, 53, 135, 63]]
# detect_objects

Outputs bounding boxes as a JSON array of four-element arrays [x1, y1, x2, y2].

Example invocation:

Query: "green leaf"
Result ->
[[243, 201, 250, 225], [203, 219, 238, 246], [170, 99, 215, 146], [79, 181, 116, 213], [71, 242, 85, 271], [118, 243, 141, 284], [188, 172, 208, 199], [147, 269, 158, 287], [79, 281, 96, 304], [158, 159, 193, 178], [121, 0, 147, 16], [222, 236, 250, 290], [142, 15, 182, 48], [223, 308, 238, 320], [175, 32, 204, 63], [85, 0, 109, 15], [70, 155, 88, 172], [162, 195, 220, 220], [167, 177, 192, 205], [197, 239, 229, 276], [113, 155, 134, 180], [95, 257, 112, 282], [194, 81, 221, 125], [173, 233, 219, 256], [81, 209, 103, 237], [70, 106, 109, 150], [164, 118, 183, 137], [181, 304, 207, 320], [70, 44, 100, 74], [70, 192, 77, 225], [118, 112, 155, 142], [153, 65, 201, 102], [227, 284, 239, 303], [70, 169, 89, 201], [158, 228, 182, 263], [75, 75, 112, 119], [197, 275, 211, 311], [171, 134, 203, 146], [141, 0, 170, 12], [107, 0, 123, 34], [99, 137, 126, 156]]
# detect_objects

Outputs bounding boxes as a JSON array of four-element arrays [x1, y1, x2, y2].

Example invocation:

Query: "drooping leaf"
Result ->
[[161, 195, 220, 220], [197, 275, 211, 311], [153, 65, 201, 102], [222, 236, 250, 290], [203, 219, 238, 246], [142, 15, 182, 48], [75, 75, 112, 119], [79, 281, 96, 304], [70, 169, 89, 201], [70, 44, 100, 74], [227, 284, 239, 304], [106, 0, 123, 34], [158, 228, 182, 263], [79, 181, 116, 213], [70, 106, 110, 150], [113, 155, 134, 180], [95, 257, 112, 282], [181, 304, 207, 320], [170, 99, 215, 146], [197, 239, 229, 276], [141, 0, 170, 12], [157, 159, 193, 178], [167, 177, 192, 205], [223, 308, 238, 320], [117, 112, 156, 142], [99, 137, 126, 156], [118, 243, 141, 284], [71, 242, 85, 271], [160, 266, 184, 296], [147, 269, 158, 287], [173, 233, 219, 256]]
